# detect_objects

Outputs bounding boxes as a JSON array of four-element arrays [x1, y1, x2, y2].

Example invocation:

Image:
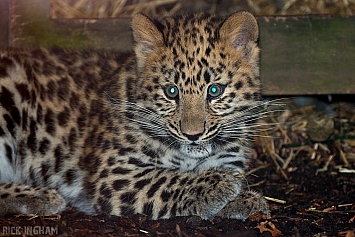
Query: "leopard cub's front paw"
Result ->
[[179, 169, 244, 219], [216, 190, 269, 220], [0, 186, 66, 216], [36, 188, 67, 214]]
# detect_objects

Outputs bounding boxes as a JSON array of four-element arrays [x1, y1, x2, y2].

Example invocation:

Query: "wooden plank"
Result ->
[[259, 16, 355, 95], [10, 0, 50, 47], [13, 17, 132, 51], [7, 0, 355, 95], [0, 0, 11, 48], [11, 0, 132, 50]]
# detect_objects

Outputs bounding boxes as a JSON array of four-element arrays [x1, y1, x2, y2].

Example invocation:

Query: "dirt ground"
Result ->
[[0, 166, 354, 237], [1, 98, 354, 237], [0, 158, 353, 237]]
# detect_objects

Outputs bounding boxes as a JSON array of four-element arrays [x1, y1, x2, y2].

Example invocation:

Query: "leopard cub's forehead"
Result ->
[[151, 15, 236, 90], [159, 14, 223, 47]]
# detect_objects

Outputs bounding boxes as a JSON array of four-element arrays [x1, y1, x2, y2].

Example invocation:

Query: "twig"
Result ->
[[264, 196, 286, 204]]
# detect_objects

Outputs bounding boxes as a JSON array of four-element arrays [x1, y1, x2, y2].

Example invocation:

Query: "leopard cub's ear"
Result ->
[[219, 11, 259, 62], [132, 13, 164, 73]]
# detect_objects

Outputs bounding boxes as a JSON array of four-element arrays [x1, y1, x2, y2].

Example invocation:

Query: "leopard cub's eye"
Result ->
[[164, 85, 179, 99], [207, 84, 224, 99]]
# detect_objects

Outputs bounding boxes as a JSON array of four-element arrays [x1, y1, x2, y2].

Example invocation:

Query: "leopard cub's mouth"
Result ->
[[179, 143, 212, 158]]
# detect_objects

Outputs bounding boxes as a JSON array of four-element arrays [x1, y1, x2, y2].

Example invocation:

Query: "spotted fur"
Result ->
[[0, 12, 268, 220]]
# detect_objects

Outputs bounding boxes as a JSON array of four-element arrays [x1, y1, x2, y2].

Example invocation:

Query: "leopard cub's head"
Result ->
[[131, 12, 260, 158]]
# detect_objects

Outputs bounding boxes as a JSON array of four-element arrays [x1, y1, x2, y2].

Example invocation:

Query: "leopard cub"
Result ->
[[0, 11, 269, 220]]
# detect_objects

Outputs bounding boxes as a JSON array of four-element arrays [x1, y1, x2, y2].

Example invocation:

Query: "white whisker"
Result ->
[[105, 97, 172, 139], [105, 94, 283, 153]]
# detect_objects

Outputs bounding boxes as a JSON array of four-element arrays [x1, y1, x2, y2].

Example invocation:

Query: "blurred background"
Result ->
[[49, 0, 355, 18]]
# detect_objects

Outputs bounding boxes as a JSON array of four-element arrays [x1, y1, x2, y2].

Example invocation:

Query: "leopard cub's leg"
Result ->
[[216, 190, 269, 220], [0, 183, 66, 216]]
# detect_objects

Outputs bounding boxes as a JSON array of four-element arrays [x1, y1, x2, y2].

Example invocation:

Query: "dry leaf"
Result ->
[[349, 215, 355, 223], [256, 221, 282, 237], [345, 230, 355, 237]]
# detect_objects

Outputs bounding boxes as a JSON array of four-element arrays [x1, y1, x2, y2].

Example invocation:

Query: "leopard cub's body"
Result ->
[[0, 12, 268, 219]]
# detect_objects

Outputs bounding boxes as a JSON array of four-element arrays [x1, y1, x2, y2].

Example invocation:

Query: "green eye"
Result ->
[[208, 85, 224, 99], [165, 86, 179, 99]]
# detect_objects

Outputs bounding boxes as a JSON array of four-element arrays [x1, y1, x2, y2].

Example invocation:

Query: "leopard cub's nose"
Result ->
[[183, 132, 203, 141]]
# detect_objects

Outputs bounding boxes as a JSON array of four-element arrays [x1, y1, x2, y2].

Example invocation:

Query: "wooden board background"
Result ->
[[259, 16, 355, 95], [0, 0, 11, 48], [2, 0, 355, 95]]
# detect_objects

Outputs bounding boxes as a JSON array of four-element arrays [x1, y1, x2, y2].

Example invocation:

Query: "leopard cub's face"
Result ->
[[131, 12, 260, 158]]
